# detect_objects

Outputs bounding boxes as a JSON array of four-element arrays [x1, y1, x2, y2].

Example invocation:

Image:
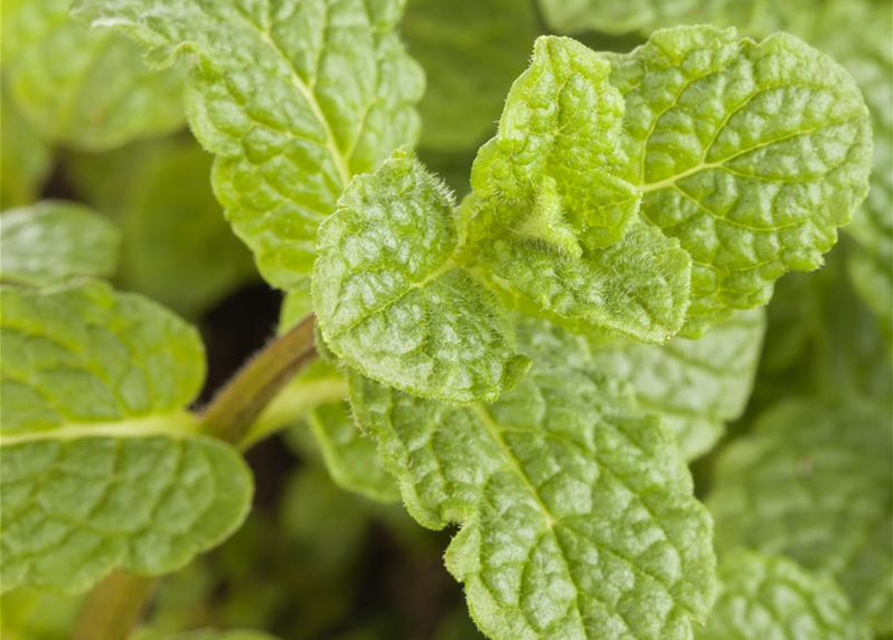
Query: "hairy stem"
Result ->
[[200, 313, 318, 446], [72, 315, 319, 640], [72, 571, 157, 640]]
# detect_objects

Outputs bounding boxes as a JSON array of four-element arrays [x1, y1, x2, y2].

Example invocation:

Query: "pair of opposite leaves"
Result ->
[[313, 29, 872, 403]]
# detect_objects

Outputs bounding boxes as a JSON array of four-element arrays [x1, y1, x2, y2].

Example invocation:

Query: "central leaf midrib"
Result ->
[[0, 410, 199, 446], [234, 10, 352, 188]]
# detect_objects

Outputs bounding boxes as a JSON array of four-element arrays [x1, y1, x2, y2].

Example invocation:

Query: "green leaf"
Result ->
[[604, 26, 873, 335], [349, 321, 716, 640], [708, 400, 893, 633], [587, 309, 765, 460], [1, 0, 185, 150], [461, 36, 692, 343], [72, 0, 424, 290], [1, 281, 203, 432], [306, 401, 399, 502], [1, 435, 252, 594], [0, 281, 252, 593], [402, 0, 538, 152], [67, 135, 256, 318], [696, 551, 869, 640], [0, 201, 120, 287], [314, 152, 530, 403], [0, 91, 52, 209]]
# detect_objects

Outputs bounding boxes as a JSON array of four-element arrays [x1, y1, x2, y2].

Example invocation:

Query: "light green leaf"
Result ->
[[0, 201, 120, 287], [403, 0, 538, 152], [349, 321, 716, 640], [587, 309, 765, 459], [0, 281, 252, 593], [708, 400, 892, 633], [696, 551, 869, 640], [1, 281, 203, 433], [1, 0, 185, 150], [307, 401, 399, 502], [462, 36, 692, 343], [1, 435, 252, 594], [314, 152, 530, 403], [1, 91, 52, 209], [605, 26, 873, 335], [72, 0, 424, 290], [67, 135, 256, 318]]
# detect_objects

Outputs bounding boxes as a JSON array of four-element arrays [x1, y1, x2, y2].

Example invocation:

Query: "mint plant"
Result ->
[[1, 1, 889, 640]]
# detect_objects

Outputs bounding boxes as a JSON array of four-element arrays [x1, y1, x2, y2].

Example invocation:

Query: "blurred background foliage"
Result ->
[[1, 0, 890, 638]]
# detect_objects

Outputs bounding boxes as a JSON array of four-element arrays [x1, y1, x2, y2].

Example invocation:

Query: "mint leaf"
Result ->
[[314, 152, 530, 403], [0, 281, 252, 593], [588, 309, 765, 459], [605, 26, 873, 335], [709, 400, 892, 633], [67, 136, 256, 318], [403, 0, 538, 153], [462, 36, 692, 343], [1, 0, 185, 150], [1, 91, 51, 209], [0, 201, 120, 287], [1, 281, 203, 431], [349, 320, 715, 640], [2, 435, 252, 594], [307, 402, 399, 503], [72, 0, 424, 290], [697, 551, 869, 640]]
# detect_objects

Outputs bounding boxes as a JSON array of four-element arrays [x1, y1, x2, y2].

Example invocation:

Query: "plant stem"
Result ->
[[199, 313, 318, 446], [71, 571, 157, 640], [71, 314, 319, 640]]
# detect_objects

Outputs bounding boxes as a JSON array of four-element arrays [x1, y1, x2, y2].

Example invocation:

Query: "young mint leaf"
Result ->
[[461, 36, 692, 343], [67, 136, 257, 318], [709, 400, 892, 633], [1, 0, 185, 150], [0, 201, 120, 287], [604, 26, 873, 335], [0, 281, 252, 593], [306, 402, 399, 503], [72, 0, 424, 290], [349, 320, 716, 640], [0, 91, 51, 209], [587, 309, 765, 459], [314, 152, 530, 403], [2, 435, 252, 594], [402, 0, 538, 153], [696, 551, 869, 640]]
